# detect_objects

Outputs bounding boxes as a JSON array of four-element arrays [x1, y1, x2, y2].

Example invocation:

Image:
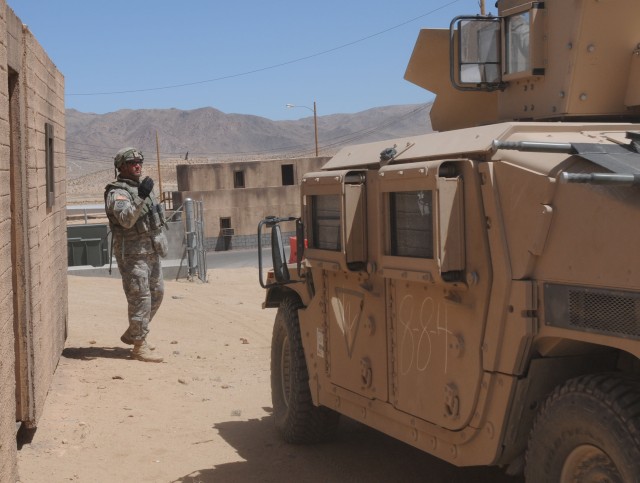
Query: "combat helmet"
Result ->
[[114, 147, 144, 169]]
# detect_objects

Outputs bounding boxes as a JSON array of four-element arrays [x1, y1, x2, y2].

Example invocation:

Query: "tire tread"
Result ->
[[525, 372, 640, 482], [271, 296, 339, 444]]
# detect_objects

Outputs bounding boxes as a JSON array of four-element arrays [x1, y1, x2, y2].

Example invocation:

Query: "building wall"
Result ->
[[172, 157, 328, 250], [22, 10, 67, 424], [0, 3, 67, 481], [0, 4, 17, 478]]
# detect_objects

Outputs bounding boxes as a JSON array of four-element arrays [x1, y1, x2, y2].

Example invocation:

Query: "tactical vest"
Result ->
[[104, 179, 166, 234]]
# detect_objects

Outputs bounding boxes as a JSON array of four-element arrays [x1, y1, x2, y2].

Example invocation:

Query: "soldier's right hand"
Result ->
[[138, 176, 154, 199]]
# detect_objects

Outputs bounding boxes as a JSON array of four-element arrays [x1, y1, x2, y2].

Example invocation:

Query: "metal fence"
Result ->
[[183, 198, 207, 282]]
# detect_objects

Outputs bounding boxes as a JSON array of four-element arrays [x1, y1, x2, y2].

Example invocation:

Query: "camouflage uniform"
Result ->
[[104, 177, 168, 342]]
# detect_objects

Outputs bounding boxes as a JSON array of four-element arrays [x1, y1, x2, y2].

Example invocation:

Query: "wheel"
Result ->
[[525, 373, 640, 483], [271, 296, 339, 443]]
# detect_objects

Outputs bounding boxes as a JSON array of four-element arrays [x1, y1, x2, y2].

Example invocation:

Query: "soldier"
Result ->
[[104, 147, 168, 363]]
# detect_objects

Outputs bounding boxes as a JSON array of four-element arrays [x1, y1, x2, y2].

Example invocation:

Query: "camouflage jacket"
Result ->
[[104, 177, 168, 257]]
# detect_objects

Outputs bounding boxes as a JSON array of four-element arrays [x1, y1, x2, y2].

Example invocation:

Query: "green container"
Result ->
[[67, 224, 109, 267]]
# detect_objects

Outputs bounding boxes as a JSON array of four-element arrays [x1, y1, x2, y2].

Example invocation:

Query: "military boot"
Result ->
[[121, 330, 155, 350], [132, 341, 163, 363]]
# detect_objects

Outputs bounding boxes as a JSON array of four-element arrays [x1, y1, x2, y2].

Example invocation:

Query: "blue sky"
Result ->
[[9, 0, 486, 120]]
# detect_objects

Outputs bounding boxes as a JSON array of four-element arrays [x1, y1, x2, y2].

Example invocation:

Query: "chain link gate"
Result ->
[[183, 198, 207, 282]]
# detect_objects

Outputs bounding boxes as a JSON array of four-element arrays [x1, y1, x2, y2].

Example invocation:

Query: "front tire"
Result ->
[[271, 296, 339, 443], [525, 374, 640, 483]]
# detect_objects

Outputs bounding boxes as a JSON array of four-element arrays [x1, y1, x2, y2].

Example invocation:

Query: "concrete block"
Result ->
[[0, 170, 9, 197], [0, 217, 9, 249], [0, 144, 9, 171], [0, 261, 11, 303]]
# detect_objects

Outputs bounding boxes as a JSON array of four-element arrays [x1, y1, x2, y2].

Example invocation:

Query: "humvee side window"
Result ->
[[505, 12, 530, 75], [310, 194, 341, 251], [389, 190, 434, 259]]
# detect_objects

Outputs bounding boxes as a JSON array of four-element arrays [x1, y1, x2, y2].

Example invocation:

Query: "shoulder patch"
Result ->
[[115, 200, 126, 209]]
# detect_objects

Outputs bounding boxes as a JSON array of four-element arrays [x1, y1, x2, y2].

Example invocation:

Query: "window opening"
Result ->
[[389, 191, 433, 258], [281, 164, 294, 185], [45, 122, 54, 208], [310, 194, 341, 251], [234, 170, 245, 188], [505, 12, 531, 75]]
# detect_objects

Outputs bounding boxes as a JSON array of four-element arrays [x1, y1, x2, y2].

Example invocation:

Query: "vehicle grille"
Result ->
[[545, 283, 640, 339]]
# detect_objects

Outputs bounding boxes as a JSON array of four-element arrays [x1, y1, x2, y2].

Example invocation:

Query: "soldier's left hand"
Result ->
[[138, 177, 154, 198]]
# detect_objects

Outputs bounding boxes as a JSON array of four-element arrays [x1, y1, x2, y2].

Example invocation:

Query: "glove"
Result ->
[[138, 176, 154, 199]]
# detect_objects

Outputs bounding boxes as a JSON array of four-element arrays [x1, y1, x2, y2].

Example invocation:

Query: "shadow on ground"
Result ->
[[16, 425, 37, 450], [172, 412, 524, 483], [62, 346, 131, 361]]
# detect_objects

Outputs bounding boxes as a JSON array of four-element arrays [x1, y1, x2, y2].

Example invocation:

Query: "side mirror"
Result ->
[[450, 15, 503, 91], [271, 223, 290, 283], [257, 215, 297, 288], [295, 219, 305, 263], [295, 218, 306, 279]]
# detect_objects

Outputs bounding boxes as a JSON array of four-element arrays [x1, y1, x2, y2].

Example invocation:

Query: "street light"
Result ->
[[285, 101, 319, 157]]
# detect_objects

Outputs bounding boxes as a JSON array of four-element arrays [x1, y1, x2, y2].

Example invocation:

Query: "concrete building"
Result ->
[[171, 156, 329, 250], [0, 3, 67, 481]]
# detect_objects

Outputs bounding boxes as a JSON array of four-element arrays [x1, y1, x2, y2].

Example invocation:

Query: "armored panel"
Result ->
[[302, 170, 367, 272]]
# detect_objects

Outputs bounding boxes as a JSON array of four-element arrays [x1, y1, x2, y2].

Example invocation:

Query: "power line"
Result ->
[[318, 105, 429, 149], [64, 104, 430, 162], [68, 1, 461, 96]]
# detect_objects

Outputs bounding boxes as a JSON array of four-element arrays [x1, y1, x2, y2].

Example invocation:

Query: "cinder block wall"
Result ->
[[0, 2, 16, 479], [0, 3, 67, 481], [23, 23, 67, 421]]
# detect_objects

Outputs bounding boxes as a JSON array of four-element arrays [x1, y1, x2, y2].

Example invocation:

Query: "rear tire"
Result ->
[[525, 373, 640, 483], [271, 296, 339, 443]]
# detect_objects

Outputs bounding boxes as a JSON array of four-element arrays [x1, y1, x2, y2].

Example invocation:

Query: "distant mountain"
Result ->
[[65, 103, 433, 179]]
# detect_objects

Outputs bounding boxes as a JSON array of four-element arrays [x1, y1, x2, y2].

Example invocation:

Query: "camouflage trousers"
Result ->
[[116, 252, 164, 341]]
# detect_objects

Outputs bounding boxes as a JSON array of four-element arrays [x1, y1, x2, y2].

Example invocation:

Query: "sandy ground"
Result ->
[[16, 268, 522, 483]]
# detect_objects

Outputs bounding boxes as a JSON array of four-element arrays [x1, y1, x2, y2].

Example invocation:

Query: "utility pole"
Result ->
[[155, 130, 163, 201], [286, 102, 319, 157], [313, 101, 319, 157], [479, 0, 486, 15]]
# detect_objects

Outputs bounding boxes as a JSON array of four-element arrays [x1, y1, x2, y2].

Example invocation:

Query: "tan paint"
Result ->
[[264, 0, 640, 473], [404, 29, 498, 131], [291, 121, 640, 467], [405, 0, 640, 131]]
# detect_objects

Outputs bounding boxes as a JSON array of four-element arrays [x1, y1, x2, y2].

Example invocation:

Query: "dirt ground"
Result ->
[[16, 268, 523, 483]]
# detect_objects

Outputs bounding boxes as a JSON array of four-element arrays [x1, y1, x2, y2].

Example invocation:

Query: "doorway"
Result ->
[[220, 217, 232, 251]]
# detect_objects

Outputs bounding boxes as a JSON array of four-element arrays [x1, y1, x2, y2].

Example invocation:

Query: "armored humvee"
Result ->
[[258, 0, 640, 480]]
